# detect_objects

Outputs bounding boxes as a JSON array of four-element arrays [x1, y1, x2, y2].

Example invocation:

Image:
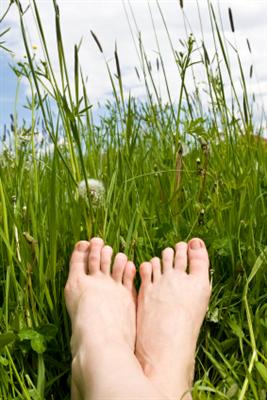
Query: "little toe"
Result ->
[[100, 245, 113, 274], [174, 242, 188, 272], [69, 241, 90, 278], [188, 238, 209, 280], [112, 253, 128, 282], [88, 237, 104, 274], [162, 247, 174, 272], [151, 257, 161, 283], [123, 261, 136, 292], [139, 262, 152, 286]]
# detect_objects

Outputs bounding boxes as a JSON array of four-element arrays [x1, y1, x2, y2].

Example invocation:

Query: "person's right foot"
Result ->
[[136, 238, 211, 400]]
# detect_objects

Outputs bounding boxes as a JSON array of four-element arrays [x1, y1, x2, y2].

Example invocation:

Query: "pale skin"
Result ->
[[64, 237, 211, 400]]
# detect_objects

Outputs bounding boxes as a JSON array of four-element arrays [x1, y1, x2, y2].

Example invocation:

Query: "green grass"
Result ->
[[0, 1, 267, 399]]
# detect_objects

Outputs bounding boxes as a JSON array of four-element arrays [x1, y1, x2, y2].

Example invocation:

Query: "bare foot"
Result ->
[[65, 238, 165, 400], [136, 238, 211, 400], [65, 238, 136, 398]]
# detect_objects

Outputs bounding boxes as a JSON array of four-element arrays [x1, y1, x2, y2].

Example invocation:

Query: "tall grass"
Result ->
[[0, 1, 267, 399]]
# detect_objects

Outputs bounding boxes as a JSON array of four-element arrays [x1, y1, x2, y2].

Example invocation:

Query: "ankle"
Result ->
[[70, 326, 128, 357], [147, 361, 194, 400], [71, 353, 90, 398]]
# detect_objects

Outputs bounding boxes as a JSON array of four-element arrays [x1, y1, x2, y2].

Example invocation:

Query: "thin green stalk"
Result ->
[[17, 0, 77, 185]]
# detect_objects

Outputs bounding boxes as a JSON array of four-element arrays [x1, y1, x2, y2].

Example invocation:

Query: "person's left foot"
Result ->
[[136, 238, 211, 400], [65, 238, 137, 397]]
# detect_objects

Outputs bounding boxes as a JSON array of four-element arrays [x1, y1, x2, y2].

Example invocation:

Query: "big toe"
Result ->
[[188, 238, 209, 280], [71, 241, 90, 264], [69, 240, 90, 277]]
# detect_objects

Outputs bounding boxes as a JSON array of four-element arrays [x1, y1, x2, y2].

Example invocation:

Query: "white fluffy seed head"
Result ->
[[78, 178, 105, 205]]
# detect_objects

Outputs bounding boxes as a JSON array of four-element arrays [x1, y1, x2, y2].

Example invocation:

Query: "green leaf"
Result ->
[[0, 332, 17, 349], [228, 320, 244, 339], [18, 328, 39, 341], [18, 329, 47, 354], [0, 355, 9, 366], [247, 247, 267, 286], [255, 361, 267, 385], [31, 335, 47, 354], [226, 382, 238, 398], [37, 324, 58, 341]]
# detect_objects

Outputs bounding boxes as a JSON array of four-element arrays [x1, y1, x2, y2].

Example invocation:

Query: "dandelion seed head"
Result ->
[[78, 178, 105, 205]]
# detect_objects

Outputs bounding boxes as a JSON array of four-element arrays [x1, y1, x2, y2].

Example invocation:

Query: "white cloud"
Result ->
[[1, 0, 267, 124]]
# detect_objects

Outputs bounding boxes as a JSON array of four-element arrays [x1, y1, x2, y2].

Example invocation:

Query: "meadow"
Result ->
[[0, 1, 267, 399]]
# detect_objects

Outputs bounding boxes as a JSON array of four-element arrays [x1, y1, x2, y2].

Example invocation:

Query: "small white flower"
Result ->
[[78, 178, 105, 205]]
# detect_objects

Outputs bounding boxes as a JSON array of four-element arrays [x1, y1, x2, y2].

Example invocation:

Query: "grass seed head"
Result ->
[[114, 44, 121, 80], [228, 8, 235, 32], [90, 30, 103, 53], [246, 38, 251, 53]]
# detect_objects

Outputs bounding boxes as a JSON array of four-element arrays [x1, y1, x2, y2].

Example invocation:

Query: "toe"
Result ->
[[112, 253, 128, 282], [162, 247, 174, 272], [151, 257, 161, 282], [88, 237, 104, 274], [123, 261, 136, 292], [174, 242, 188, 272], [188, 238, 209, 280], [69, 241, 90, 278], [100, 245, 113, 274], [139, 262, 152, 286]]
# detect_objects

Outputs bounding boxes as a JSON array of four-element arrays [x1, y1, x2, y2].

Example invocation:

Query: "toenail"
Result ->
[[91, 237, 102, 243], [189, 239, 203, 250], [75, 241, 89, 251]]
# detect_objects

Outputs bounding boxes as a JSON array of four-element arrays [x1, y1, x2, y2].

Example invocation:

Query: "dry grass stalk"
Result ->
[[175, 144, 183, 192]]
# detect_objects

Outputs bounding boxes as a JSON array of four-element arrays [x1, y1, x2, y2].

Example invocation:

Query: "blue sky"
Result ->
[[0, 51, 30, 127], [1, 0, 267, 132]]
